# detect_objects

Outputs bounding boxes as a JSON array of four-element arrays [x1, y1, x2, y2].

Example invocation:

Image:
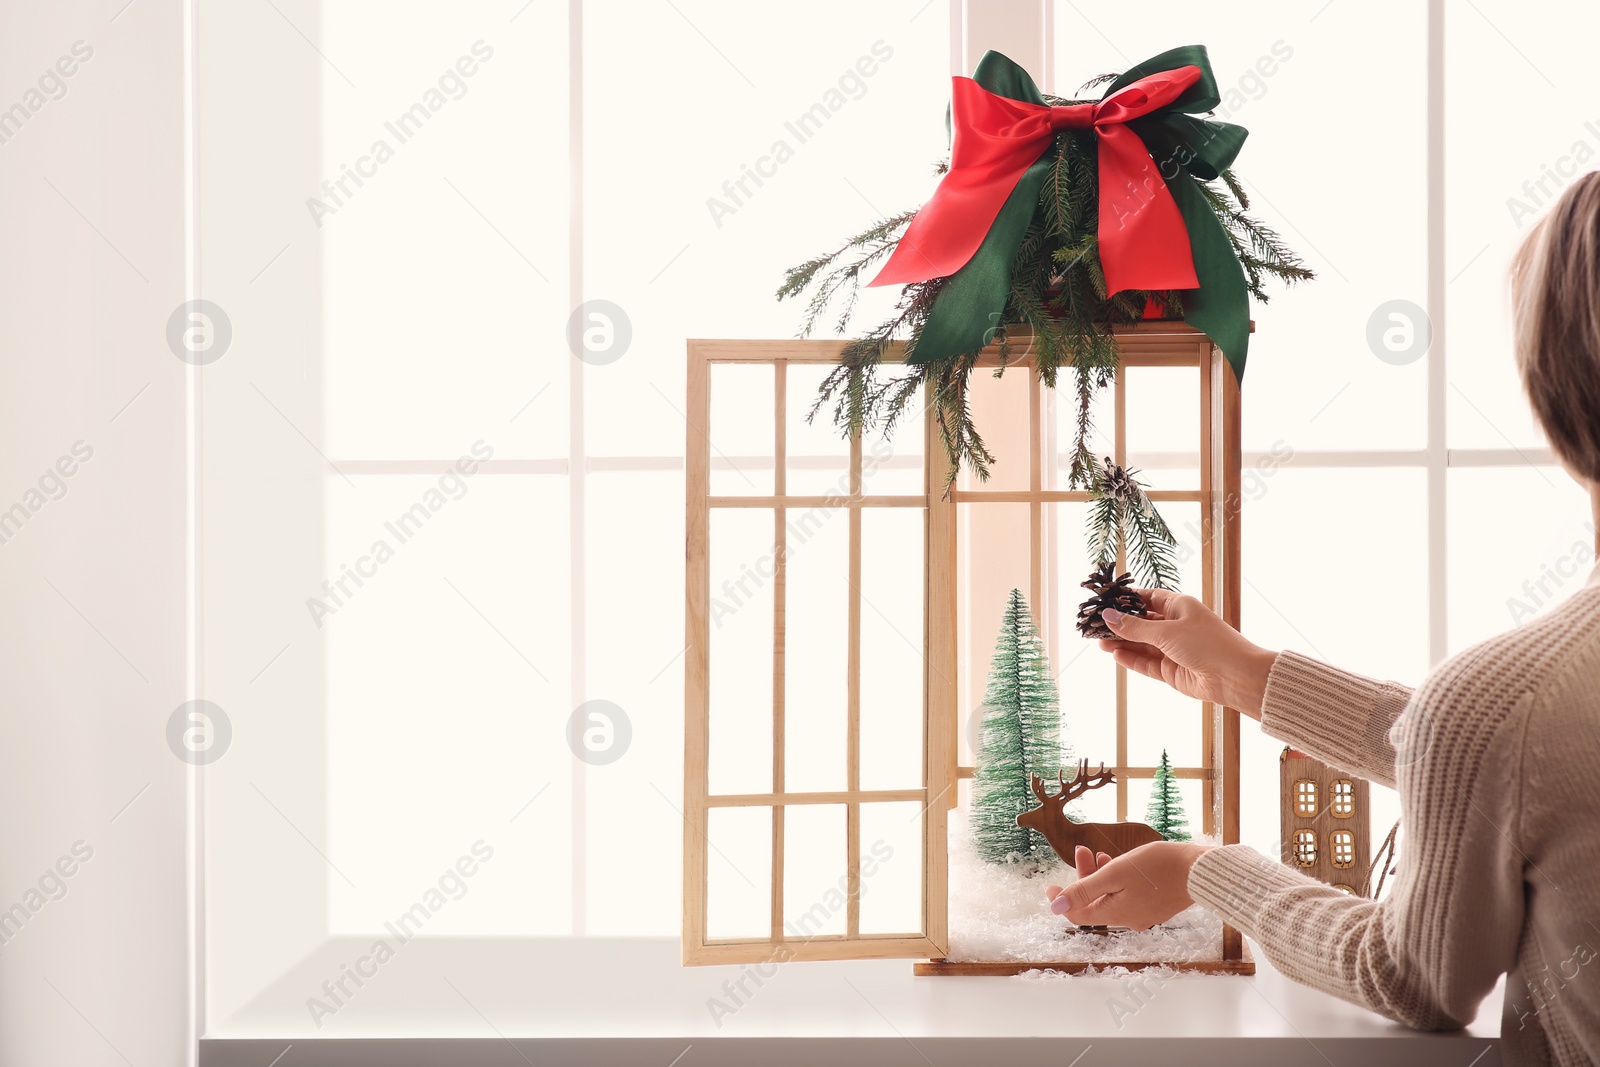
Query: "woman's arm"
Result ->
[[1098, 593, 1413, 787], [1255, 651, 1413, 789], [1060, 666, 1530, 1030], [1187, 667, 1530, 1029]]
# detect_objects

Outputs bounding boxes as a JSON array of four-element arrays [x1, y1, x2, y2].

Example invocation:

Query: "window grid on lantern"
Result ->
[[684, 328, 1246, 972], [1331, 829, 1356, 869], [682, 340, 950, 966], [1294, 779, 1318, 817], [944, 336, 1227, 832], [1332, 779, 1354, 818], [1293, 829, 1318, 867]]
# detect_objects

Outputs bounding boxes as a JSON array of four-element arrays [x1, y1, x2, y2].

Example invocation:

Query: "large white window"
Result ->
[[198, 0, 1597, 1033]]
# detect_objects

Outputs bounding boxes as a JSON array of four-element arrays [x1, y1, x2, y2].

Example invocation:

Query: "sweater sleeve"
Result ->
[[1258, 650, 1415, 789], [1189, 653, 1531, 1031]]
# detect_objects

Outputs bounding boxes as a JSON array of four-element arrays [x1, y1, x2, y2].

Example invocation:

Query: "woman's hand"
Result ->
[[1099, 589, 1278, 718], [1044, 842, 1213, 929]]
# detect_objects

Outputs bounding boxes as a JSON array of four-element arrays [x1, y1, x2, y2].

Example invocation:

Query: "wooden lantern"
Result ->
[[682, 323, 1251, 975]]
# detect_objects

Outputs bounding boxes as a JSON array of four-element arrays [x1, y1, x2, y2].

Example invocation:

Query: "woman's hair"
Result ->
[[1511, 170, 1600, 484]]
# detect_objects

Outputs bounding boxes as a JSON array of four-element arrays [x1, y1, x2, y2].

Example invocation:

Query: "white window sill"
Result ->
[[200, 936, 1502, 1066]]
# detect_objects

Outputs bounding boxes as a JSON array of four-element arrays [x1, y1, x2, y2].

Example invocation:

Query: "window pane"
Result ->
[[864, 405, 926, 497], [586, 471, 686, 935], [1293, 829, 1318, 867], [1053, 503, 1117, 773], [1445, 1, 1600, 448], [786, 364, 851, 497], [785, 509, 849, 793], [1331, 829, 1355, 869], [858, 802, 923, 936], [1243, 468, 1429, 680], [860, 508, 926, 793], [1051, 376, 1116, 486], [707, 807, 771, 940], [1295, 779, 1318, 817], [1053, 0, 1428, 452], [1124, 365, 1200, 492], [962, 367, 1035, 493], [782, 805, 848, 938], [709, 363, 775, 496], [1126, 671, 1203, 770], [321, 5, 570, 460], [708, 508, 775, 794], [324, 473, 571, 936], [583, 1, 952, 456], [1332, 780, 1355, 818], [958, 503, 1036, 758], [1447, 466, 1592, 652]]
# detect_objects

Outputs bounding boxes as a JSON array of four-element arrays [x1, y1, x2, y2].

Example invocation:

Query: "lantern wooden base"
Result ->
[[914, 943, 1254, 977]]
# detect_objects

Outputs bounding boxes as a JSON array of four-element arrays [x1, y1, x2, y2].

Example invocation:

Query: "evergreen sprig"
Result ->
[[1195, 172, 1316, 301], [776, 80, 1314, 507], [1087, 457, 1180, 590]]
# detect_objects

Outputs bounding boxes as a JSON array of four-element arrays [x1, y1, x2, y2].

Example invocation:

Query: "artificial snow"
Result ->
[[945, 807, 1225, 966], [1014, 963, 1231, 982]]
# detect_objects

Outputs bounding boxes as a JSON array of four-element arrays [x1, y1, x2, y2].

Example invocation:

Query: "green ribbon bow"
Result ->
[[909, 46, 1253, 382]]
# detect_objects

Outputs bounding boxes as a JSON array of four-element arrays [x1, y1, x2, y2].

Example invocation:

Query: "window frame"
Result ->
[[1294, 779, 1319, 818], [1292, 829, 1318, 867], [1330, 829, 1357, 870], [1332, 779, 1355, 818]]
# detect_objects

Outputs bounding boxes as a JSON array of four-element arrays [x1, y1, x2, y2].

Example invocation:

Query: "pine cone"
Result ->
[[1076, 563, 1148, 640], [1098, 456, 1139, 502]]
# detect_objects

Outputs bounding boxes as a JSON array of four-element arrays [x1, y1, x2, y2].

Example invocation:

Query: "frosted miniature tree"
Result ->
[[1146, 748, 1191, 841], [970, 589, 1067, 865]]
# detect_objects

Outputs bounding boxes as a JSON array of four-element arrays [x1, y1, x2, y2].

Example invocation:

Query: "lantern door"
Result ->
[[682, 340, 952, 965]]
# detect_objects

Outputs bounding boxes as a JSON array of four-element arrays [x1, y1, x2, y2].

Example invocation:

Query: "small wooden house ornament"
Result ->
[[1280, 747, 1371, 893]]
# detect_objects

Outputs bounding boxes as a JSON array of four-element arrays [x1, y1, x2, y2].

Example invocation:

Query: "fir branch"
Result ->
[[930, 349, 994, 490], [1220, 167, 1249, 210], [1195, 175, 1316, 300], [777, 210, 916, 300], [1065, 372, 1101, 490], [1084, 459, 1180, 589], [777, 209, 918, 338], [1125, 491, 1180, 589], [808, 282, 935, 439], [1086, 494, 1119, 568]]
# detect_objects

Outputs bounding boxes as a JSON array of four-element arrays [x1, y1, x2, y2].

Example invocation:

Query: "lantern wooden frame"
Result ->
[[683, 323, 1250, 975]]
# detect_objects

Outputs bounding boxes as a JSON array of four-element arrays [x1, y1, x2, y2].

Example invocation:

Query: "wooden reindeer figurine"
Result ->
[[1015, 759, 1165, 868]]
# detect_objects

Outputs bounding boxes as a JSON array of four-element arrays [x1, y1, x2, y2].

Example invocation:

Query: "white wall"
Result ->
[[0, 0, 191, 1064], [196, 0, 331, 1028]]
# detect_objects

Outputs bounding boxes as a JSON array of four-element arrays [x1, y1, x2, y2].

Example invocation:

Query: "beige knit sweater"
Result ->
[[1188, 564, 1600, 1065]]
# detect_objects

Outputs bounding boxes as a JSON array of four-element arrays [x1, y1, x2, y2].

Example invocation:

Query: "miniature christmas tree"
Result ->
[[1145, 749, 1191, 842], [971, 589, 1068, 864]]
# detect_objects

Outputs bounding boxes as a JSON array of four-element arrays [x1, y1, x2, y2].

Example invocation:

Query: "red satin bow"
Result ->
[[870, 66, 1203, 295]]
